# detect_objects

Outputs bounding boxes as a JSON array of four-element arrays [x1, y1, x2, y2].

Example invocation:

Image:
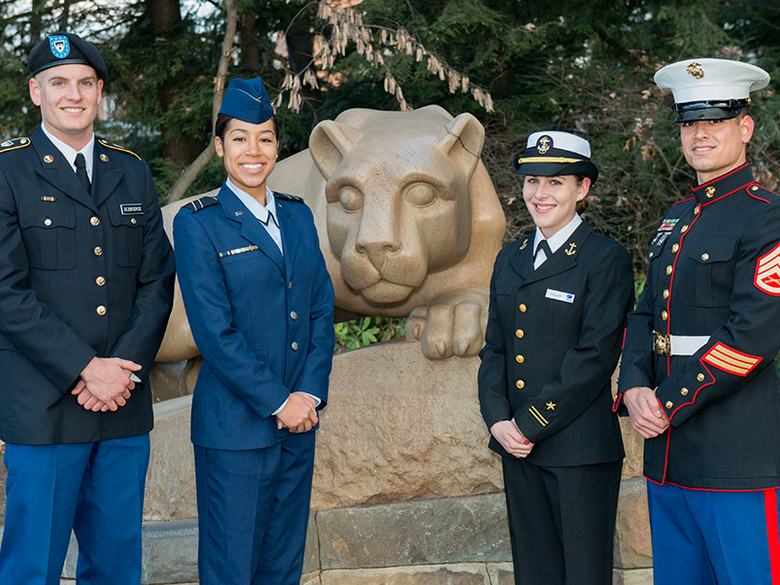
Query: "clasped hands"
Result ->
[[490, 418, 534, 458], [623, 386, 670, 438], [72, 356, 141, 412], [276, 392, 318, 433]]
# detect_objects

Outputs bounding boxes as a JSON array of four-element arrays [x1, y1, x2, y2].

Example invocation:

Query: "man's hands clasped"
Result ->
[[73, 356, 142, 412]]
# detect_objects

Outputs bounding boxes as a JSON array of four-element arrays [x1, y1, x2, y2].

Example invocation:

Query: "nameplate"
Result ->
[[545, 289, 575, 303]]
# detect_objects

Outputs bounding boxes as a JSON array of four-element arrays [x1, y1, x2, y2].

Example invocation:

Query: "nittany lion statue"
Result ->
[[156, 105, 505, 363]]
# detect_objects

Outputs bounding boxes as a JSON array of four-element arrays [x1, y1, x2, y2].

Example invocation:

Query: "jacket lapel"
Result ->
[[513, 222, 593, 287], [31, 128, 96, 212], [274, 194, 299, 281], [91, 141, 125, 208], [218, 186, 285, 273], [508, 236, 534, 285]]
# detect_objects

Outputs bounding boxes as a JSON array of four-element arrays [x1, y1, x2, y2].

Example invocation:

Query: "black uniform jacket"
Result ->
[[479, 220, 634, 467], [617, 163, 780, 490], [0, 127, 175, 445]]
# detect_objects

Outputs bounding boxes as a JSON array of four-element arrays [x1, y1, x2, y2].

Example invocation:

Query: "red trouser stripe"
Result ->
[[765, 489, 780, 584]]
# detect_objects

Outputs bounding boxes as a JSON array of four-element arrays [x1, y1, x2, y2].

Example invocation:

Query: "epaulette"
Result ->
[[747, 182, 780, 200], [97, 138, 141, 160], [184, 196, 219, 212], [274, 192, 305, 203], [0, 137, 31, 154]]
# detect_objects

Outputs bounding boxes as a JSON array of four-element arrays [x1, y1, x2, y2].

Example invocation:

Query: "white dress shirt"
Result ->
[[533, 214, 582, 269]]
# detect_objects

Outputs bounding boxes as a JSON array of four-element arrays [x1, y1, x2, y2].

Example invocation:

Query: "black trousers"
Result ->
[[502, 457, 622, 585]]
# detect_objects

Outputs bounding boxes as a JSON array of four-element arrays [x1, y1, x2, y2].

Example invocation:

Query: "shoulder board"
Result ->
[[748, 183, 780, 200], [0, 137, 31, 154], [184, 196, 219, 212], [274, 192, 305, 203], [97, 138, 141, 160]]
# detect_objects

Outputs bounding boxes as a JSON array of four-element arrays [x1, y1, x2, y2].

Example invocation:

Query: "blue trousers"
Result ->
[[648, 481, 780, 585], [0, 434, 150, 585], [194, 430, 316, 585]]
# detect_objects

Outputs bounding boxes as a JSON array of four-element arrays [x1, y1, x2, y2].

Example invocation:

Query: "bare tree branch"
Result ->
[[166, 0, 236, 203]]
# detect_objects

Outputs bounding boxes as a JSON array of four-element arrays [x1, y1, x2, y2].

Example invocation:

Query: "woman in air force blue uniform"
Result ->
[[173, 78, 335, 585], [478, 131, 634, 585]]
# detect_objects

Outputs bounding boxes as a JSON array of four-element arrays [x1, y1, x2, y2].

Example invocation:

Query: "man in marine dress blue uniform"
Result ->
[[616, 58, 780, 584], [0, 32, 175, 584]]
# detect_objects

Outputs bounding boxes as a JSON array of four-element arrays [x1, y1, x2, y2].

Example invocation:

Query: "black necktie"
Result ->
[[75, 153, 91, 192], [534, 239, 552, 266]]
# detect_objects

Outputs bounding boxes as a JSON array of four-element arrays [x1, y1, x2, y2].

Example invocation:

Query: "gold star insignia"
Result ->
[[546, 401, 556, 411]]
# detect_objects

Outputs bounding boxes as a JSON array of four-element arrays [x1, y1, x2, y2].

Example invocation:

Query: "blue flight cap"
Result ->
[[218, 77, 275, 124], [28, 32, 108, 80]]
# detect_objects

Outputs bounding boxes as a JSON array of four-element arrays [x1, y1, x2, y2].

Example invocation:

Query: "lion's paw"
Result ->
[[405, 288, 489, 359]]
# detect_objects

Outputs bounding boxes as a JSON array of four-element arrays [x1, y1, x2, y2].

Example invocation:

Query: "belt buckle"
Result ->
[[653, 332, 670, 355]]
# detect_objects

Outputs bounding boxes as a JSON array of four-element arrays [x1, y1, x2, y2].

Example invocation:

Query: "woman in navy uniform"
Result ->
[[173, 78, 335, 585], [478, 131, 634, 585]]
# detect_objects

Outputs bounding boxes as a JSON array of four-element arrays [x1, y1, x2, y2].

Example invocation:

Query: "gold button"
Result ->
[[515, 355, 524, 364], [290, 311, 298, 320], [90, 216, 100, 226], [516, 329, 524, 339], [291, 342, 299, 351], [516, 380, 525, 389], [751, 185, 759, 191], [665, 401, 673, 409], [681, 388, 689, 396], [649, 252, 654, 258], [697, 373, 705, 382], [96, 305, 106, 316], [131, 218, 137, 225], [701, 253, 709, 261], [694, 205, 700, 215], [671, 244, 679, 253], [666, 265, 673, 276], [663, 289, 669, 299], [661, 311, 668, 321], [681, 225, 689, 234], [96, 276, 105, 286], [44, 218, 52, 227], [519, 304, 527, 313], [94, 246, 103, 256]]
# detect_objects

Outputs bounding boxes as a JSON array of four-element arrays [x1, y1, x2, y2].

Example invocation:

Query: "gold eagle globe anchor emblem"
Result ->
[[686, 62, 705, 80]]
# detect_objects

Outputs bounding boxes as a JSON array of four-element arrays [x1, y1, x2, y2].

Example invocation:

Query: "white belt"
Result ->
[[653, 331, 710, 356]]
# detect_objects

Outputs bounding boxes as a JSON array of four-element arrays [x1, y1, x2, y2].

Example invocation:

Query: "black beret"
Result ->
[[28, 32, 108, 80]]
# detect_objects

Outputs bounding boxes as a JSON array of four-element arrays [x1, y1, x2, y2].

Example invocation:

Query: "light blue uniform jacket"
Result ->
[[173, 183, 335, 450]]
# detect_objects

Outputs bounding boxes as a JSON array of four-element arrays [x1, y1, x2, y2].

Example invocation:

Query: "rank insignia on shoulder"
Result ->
[[274, 192, 304, 203], [755, 241, 780, 296], [97, 139, 141, 160], [0, 137, 30, 153], [184, 196, 219, 212], [702, 343, 761, 377]]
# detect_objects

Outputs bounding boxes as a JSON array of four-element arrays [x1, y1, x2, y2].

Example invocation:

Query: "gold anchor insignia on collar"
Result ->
[[43, 155, 54, 164], [518, 238, 528, 250], [565, 242, 577, 255], [537, 136, 551, 155], [546, 401, 556, 411], [687, 62, 704, 79], [705, 186, 716, 198]]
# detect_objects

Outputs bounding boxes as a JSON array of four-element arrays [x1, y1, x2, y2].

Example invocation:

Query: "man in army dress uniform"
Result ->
[[616, 59, 780, 584], [0, 33, 174, 584]]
